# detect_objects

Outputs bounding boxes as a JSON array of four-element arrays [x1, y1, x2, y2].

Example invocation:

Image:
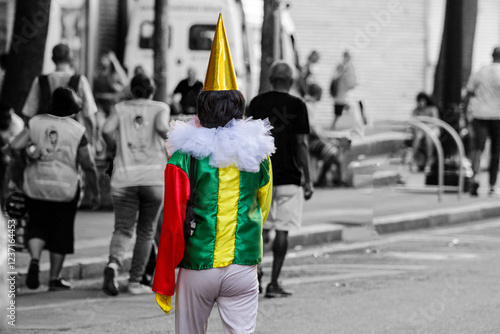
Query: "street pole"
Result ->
[[153, 0, 168, 102], [259, 0, 280, 94]]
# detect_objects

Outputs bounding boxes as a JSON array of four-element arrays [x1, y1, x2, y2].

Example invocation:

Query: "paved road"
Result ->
[[8, 218, 500, 333]]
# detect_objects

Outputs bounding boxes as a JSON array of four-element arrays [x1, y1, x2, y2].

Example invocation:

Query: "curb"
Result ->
[[374, 201, 500, 234], [16, 224, 344, 291]]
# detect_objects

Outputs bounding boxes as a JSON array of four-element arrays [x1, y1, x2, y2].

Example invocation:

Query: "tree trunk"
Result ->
[[0, 0, 52, 120], [259, 0, 280, 94], [433, 0, 477, 156], [433, 0, 478, 107], [153, 0, 168, 102]]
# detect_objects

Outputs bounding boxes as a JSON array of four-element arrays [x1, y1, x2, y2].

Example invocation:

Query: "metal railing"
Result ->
[[381, 117, 465, 202]]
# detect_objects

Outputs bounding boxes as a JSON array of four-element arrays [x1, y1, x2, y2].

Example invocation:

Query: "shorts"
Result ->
[[334, 104, 346, 117], [25, 192, 79, 254], [264, 184, 303, 232]]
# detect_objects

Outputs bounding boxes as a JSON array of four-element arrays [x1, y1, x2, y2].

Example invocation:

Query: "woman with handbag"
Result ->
[[11, 87, 100, 291], [152, 15, 275, 334]]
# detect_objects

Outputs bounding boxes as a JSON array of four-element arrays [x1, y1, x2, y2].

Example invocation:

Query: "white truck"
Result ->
[[124, 0, 297, 100]]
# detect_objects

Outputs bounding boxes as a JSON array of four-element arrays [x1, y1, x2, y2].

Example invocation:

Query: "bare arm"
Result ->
[[102, 106, 119, 152], [10, 128, 30, 150], [295, 134, 314, 200], [155, 106, 171, 139]]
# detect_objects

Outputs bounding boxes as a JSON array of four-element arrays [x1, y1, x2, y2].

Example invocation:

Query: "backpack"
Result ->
[[38, 74, 81, 114]]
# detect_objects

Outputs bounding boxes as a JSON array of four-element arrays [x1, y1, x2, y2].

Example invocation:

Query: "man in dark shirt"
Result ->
[[248, 61, 313, 298], [172, 68, 203, 115]]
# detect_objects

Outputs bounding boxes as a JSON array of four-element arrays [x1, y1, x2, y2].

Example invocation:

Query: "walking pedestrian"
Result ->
[[11, 87, 100, 291], [330, 50, 357, 130], [22, 44, 97, 149], [465, 46, 500, 196], [153, 15, 274, 334], [248, 60, 313, 298], [101, 73, 169, 296]]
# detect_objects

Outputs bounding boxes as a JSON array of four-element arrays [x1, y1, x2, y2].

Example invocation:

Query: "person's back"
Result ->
[[468, 63, 500, 119], [22, 44, 97, 120], [24, 114, 85, 201], [112, 99, 168, 188], [248, 91, 309, 186]]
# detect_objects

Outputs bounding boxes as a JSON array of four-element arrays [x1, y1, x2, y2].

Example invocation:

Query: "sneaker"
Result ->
[[128, 282, 153, 295], [470, 181, 479, 197], [265, 282, 292, 298], [102, 266, 119, 296], [488, 187, 497, 197], [26, 259, 40, 290], [48, 278, 71, 291]]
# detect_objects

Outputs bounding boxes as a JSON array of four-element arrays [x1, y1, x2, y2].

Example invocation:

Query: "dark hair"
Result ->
[[130, 73, 155, 99], [197, 90, 246, 128], [0, 53, 8, 69], [52, 44, 71, 64], [416, 92, 435, 107], [307, 83, 323, 101], [49, 87, 82, 117]]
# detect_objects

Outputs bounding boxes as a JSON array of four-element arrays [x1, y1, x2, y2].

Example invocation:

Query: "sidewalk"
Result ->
[[14, 171, 500, 291]]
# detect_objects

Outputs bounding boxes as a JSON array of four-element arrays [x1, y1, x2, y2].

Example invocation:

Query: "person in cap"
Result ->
[[465, 46, 500, 196], [22, 44, 97, 150], [152, 15, 275, 333], [247, 60, 313, 298]]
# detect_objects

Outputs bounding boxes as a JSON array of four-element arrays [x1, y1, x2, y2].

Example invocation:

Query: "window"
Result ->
[[139, 21, 171, 49], [189, 25, 216, 51]]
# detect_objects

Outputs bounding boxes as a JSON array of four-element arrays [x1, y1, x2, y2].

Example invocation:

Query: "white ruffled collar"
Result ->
[[167, 117, 275, 173]]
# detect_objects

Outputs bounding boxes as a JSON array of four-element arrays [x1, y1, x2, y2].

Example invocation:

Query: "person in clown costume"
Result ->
[[152, 14, 275, 334]]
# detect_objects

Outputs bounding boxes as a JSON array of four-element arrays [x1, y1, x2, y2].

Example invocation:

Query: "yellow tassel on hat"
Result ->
[[203, 14, 238, 91]]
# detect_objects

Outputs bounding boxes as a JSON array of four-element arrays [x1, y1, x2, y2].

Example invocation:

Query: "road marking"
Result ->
[[383, 252, 477, 260], [283, 270, 406, 286], [270, 264, 427, 272], [17, 295, 148, 312], [406, 233, 500, 244], [429, 219, 500, 235]]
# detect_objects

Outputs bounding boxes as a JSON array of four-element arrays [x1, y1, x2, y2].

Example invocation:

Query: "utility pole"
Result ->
[[0, 0, 52, 120], [259, 0, 280, 94], [153, 0, 168, 102]]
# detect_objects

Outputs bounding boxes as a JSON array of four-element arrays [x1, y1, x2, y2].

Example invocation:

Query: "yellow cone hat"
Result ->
[[203, 14, 238, 91]]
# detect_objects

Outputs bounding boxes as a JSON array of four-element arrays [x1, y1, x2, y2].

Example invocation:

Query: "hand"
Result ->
[[303, 182, 314, 200], [156, 293, 172, 314]]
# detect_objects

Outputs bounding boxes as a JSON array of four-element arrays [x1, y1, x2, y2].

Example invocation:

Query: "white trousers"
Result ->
[[175, 264, 259, 334]]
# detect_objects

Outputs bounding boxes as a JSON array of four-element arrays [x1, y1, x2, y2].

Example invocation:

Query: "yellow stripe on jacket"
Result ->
[[258, 157, 273, 223], [213, 166, 241, 267]]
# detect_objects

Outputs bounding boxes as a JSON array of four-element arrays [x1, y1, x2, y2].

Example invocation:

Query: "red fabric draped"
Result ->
[[152, 164, 190, 296]]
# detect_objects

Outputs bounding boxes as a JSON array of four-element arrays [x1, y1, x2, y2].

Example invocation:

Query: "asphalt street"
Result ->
[[7, 218, 500, 334]]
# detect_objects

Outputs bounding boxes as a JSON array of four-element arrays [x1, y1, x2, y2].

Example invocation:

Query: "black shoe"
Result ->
[[102, 266, 119, 296], [257, 267, 263, 294], [26, 260, 40, 290], [265, 282, 292, 298], [48, 278, 71, 291], [140, 274, 153, 287], [470, 181, 479, 197]]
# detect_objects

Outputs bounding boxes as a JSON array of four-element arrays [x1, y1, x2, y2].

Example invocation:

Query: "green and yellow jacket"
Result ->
[[153, 117, 275, 297]]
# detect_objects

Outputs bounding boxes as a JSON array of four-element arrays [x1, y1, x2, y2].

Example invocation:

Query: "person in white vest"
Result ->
[[101, 73, 169, 296], [11, 87, 100, 291]]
